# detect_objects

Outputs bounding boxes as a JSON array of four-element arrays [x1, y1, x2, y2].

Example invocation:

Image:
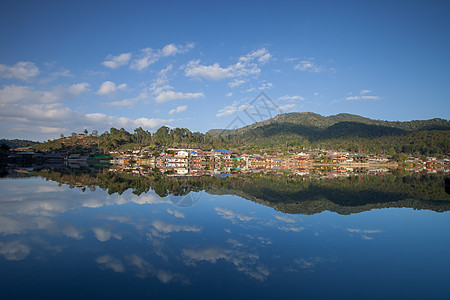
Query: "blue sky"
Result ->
[[0, 0, 449, 141]]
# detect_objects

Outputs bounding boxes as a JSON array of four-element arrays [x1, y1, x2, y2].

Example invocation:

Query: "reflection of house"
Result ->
[[327, 151, 352, 163], [367, 155, 389, 163]]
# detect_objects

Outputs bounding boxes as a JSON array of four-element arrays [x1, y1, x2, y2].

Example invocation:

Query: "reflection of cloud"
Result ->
[[35, 186, 61, 193], [215, 207, 255, 223], [183, 246, 229, 265], [347, 229, 382, 234], [92, 227, 121, 242], [155, 270, 177, 284], [82, 193, 171, 208], [0, 240, 30, 261], [274, 215, 296, 223], [278, 226, 304, 232], [346, 228, 382, 240], [92, 227, 111, 242], [243, 234, 272, 245], [95, 255, 125, 272], [61, 226, 83, 240], [166, 208, 185, 219], [294, 257, 323, 270], [0, 181, 171, 233], [152, 220, 201, 234], [226, 239, 244, 248], [0, 215, 45, 235], [125, 254, 186, 284], [182, 246, 270, 281], [126, 254, 154, 278]]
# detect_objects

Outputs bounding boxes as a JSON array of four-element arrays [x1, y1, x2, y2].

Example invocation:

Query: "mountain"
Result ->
[[0, 139, 40, 149], [210, 112, 450, 136], [207, 112, 450, 154]]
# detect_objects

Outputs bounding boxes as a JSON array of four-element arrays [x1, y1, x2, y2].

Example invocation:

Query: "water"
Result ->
[[1, 170, 450, 299]]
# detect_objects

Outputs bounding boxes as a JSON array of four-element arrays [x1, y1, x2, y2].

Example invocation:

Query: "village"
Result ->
[[107, 147, 449, 178]]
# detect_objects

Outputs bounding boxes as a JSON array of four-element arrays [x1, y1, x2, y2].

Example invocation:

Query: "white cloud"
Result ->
[[145, 65, 204, 104], [0, 85, 37, 104], [361, 95, 380, 100], [102, 52, 132, 69], [277, 104, 297, 111], [238, 47, 272, 64], [0, 61, 39, 80], [85, 113, 174, 131], [346, 96, 361, 101], [97, 81, 127, 95], [185, 48, 270, 80], [130, 43, 194, 71], [185, 60, 235, 80], [228, 79, 246, 88], [169, 105, 188, 115], [258, 81, 273, 90], [278, 95, 305, 101], [216, 101, 248, 117], [155, 90, 204, 103], [0, 83, 90, 106], [345, 90, 381, 101], [226, 92, 233, 97], [0, 91, 174, 139], [294, 58, 322, 73], [68, 82, 89, 95], [50, 70, 71, 78], [162, 42, 194, 56]]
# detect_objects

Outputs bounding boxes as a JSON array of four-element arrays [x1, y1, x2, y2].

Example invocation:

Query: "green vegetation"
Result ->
[[210, 112, 450, 155], [0, 139, 40, 148], [31, 112, 450, 156], [33, 168, 450, 215]]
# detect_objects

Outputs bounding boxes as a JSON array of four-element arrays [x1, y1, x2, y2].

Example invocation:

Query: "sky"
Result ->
[[0, 0, 449, 141]]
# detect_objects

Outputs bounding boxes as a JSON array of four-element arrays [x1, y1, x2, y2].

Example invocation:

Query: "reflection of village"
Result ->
[[107, 147, 450, 179]]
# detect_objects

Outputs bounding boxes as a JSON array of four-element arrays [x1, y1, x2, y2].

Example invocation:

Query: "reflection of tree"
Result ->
[[32, 168, 450, 215]]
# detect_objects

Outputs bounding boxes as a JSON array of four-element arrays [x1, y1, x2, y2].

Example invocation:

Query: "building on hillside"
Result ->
[[214, 149, 232, 160]]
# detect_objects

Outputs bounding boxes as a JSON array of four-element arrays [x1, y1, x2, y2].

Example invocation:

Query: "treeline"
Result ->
[[32, 111, 450, 156], [34, 126, 234, 153], [98, 126, 230, 150]]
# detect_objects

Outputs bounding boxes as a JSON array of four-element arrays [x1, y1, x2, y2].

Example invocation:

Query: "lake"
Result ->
[[1, 167, 450, 299]]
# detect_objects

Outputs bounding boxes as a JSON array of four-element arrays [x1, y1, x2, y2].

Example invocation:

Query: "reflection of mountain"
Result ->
[[32, 168, 450, 215]]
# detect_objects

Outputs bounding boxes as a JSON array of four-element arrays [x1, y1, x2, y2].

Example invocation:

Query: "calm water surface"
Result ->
[[1, 173, 450, 299]]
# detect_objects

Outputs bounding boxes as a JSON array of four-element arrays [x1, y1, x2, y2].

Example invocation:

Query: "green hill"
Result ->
[[0, 139, 40, 149], [208, 112, 450, 154]]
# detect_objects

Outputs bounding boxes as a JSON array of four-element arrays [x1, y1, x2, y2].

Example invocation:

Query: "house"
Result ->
[[214, 149, 232, 160]]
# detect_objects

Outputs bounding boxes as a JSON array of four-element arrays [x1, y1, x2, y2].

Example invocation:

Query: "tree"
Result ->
[[84, 129, 88, 135], [71, 132, 77, 137], [60, 133, 65, 138], [92, 130, 98, 137]]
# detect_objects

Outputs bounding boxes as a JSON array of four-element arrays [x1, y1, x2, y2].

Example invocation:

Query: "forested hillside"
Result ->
[[209, 112, 450, 155]]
